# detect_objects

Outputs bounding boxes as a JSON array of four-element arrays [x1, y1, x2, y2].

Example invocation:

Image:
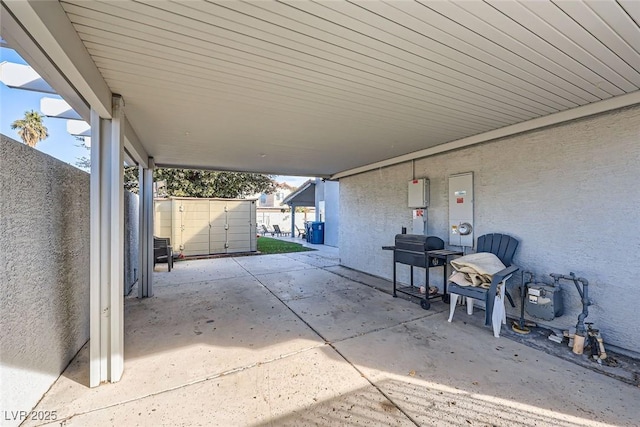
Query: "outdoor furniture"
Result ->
[[273, 225, 290, 236], [295, 225, 306, 239], [154, 237, 174, 272], [261, 225, 274, 236], [447, 233, 519, 337]]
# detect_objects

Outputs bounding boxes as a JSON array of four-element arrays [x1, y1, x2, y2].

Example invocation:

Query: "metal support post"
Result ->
[[89, 95, 125, 387], [290, 204, 296, 239], [138, 158, 154, 298]]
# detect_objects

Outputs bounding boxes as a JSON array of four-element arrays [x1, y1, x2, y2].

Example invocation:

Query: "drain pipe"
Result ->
[[551, 272, 590, 354]]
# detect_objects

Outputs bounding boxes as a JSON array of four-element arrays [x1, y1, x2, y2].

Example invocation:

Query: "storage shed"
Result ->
[[154, 197, 257, 256]]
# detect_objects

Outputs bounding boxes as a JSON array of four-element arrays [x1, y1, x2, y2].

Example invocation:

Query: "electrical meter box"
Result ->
[[408, 179, 429, 208], [525, 284, 564, 321], [449, 172, 474, 247]]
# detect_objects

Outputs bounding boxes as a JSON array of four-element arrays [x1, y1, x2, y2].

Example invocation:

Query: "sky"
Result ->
[[1, 47, 88, 169], [0, 46, 310, 187]]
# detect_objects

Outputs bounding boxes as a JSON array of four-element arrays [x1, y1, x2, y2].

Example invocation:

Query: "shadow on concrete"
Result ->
[[257, 377, 596, 427]]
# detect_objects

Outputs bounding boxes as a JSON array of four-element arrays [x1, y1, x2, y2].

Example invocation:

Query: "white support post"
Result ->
[[109, 96, 125, 382], [89, 108, 103, 387], [138, 158, 154, 298], [89, 96, 125, 387]]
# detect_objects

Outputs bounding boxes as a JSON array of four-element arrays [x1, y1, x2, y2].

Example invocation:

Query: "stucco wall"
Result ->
[[313, 179, 340, 247], [323, 181, 340, 247], [339, 105, 640, 356], [0, 135, 140, 425], [0, 135, 90, 425]]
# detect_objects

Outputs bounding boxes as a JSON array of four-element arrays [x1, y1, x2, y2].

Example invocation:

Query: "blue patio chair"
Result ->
[[447, 233, 519, 337]]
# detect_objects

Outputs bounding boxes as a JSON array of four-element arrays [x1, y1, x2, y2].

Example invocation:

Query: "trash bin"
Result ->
[[305, 222, 312, 243], [309, 221, 324, 244]]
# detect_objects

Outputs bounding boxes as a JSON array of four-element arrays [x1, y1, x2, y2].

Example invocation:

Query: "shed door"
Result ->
[[209, 201, 226, 254], [179, 200, 210, 256], [226, 200, 252, 253]]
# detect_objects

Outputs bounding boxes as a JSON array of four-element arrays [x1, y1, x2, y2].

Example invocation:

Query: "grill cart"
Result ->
[[384, 234, 462, 310]]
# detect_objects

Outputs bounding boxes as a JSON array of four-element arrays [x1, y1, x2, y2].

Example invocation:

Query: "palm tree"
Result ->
[[11, 110, 49, 147]]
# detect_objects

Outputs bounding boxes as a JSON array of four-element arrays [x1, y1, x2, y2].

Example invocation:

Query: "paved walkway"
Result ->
[[26, 248, 640, 426]]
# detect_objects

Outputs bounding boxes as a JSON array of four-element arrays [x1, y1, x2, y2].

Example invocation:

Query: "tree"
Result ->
[[124, 167, 277, 198], [11, 110, 49, 147], [74, 137, 91, 170]]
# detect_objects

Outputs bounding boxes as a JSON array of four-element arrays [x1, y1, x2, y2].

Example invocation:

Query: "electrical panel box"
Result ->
[[412, 209, 425, 234], [449, 172, 474, 247], [526, 284, 564, 321], [408, 179, 429, 208]]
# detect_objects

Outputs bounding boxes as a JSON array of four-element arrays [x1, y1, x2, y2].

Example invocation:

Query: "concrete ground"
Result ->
[[26, 242, 640, 426]]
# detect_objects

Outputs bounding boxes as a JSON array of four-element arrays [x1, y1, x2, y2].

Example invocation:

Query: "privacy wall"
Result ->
[[0, 135, 139, 426], [0, 135, 90, 426], [339, 105, 640, 356]]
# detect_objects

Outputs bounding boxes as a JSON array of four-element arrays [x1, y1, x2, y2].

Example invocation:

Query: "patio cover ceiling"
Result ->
[[3, 1, 640, 178]]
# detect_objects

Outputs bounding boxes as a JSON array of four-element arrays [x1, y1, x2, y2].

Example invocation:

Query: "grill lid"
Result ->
[[394, 234, 444, 252]]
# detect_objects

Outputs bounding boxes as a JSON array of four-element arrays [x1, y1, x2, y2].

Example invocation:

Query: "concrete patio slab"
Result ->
[[255, 268, 362, 302], [233, 254, 316, 276], [25, 274, 323, 424], [283, 251, 341, 269], [25, 254, 640, 427], [153, 257, 250, 287], [280, 283, 436, 343], [33, 347, 413, 427], [332, 316, 640, 426], [325, 265, 451, 314], [326, 265, 403, 295]]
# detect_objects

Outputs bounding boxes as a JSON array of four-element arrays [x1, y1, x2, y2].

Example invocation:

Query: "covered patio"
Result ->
[[26, 248, 640, 426], [2, 1, 640, 424]]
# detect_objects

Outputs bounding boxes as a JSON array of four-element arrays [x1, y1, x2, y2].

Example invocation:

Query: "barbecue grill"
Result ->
[[384, 234, 462, 310]]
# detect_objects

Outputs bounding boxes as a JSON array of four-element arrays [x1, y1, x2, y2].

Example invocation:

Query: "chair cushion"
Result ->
[[450, 253, 506, 288]]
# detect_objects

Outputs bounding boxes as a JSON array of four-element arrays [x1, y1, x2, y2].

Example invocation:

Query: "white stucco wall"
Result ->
[[339, 105, 640, 356], [313, 179, 340, 247], [323, 181, 340, 247], [0, 135, 91, 425]]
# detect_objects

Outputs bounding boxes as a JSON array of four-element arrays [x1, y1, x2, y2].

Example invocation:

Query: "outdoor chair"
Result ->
[[154, 237, 174, 272], [447, 233, 519, 337], [261, 225, 274, 236], [295, 225, 306, 239], [273, 225, 290, 236]]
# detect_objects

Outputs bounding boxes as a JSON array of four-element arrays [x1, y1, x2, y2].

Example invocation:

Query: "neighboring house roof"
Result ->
[[282, 179, 315, 207]]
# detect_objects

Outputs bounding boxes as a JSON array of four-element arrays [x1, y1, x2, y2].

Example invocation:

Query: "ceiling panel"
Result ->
[[487, 1, 638, 92], [55, 0, 640, 177]]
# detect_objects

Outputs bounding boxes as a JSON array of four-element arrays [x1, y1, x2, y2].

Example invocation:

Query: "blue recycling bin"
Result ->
[[305, 222, 312, 243], [309, 221, 324, 244]]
